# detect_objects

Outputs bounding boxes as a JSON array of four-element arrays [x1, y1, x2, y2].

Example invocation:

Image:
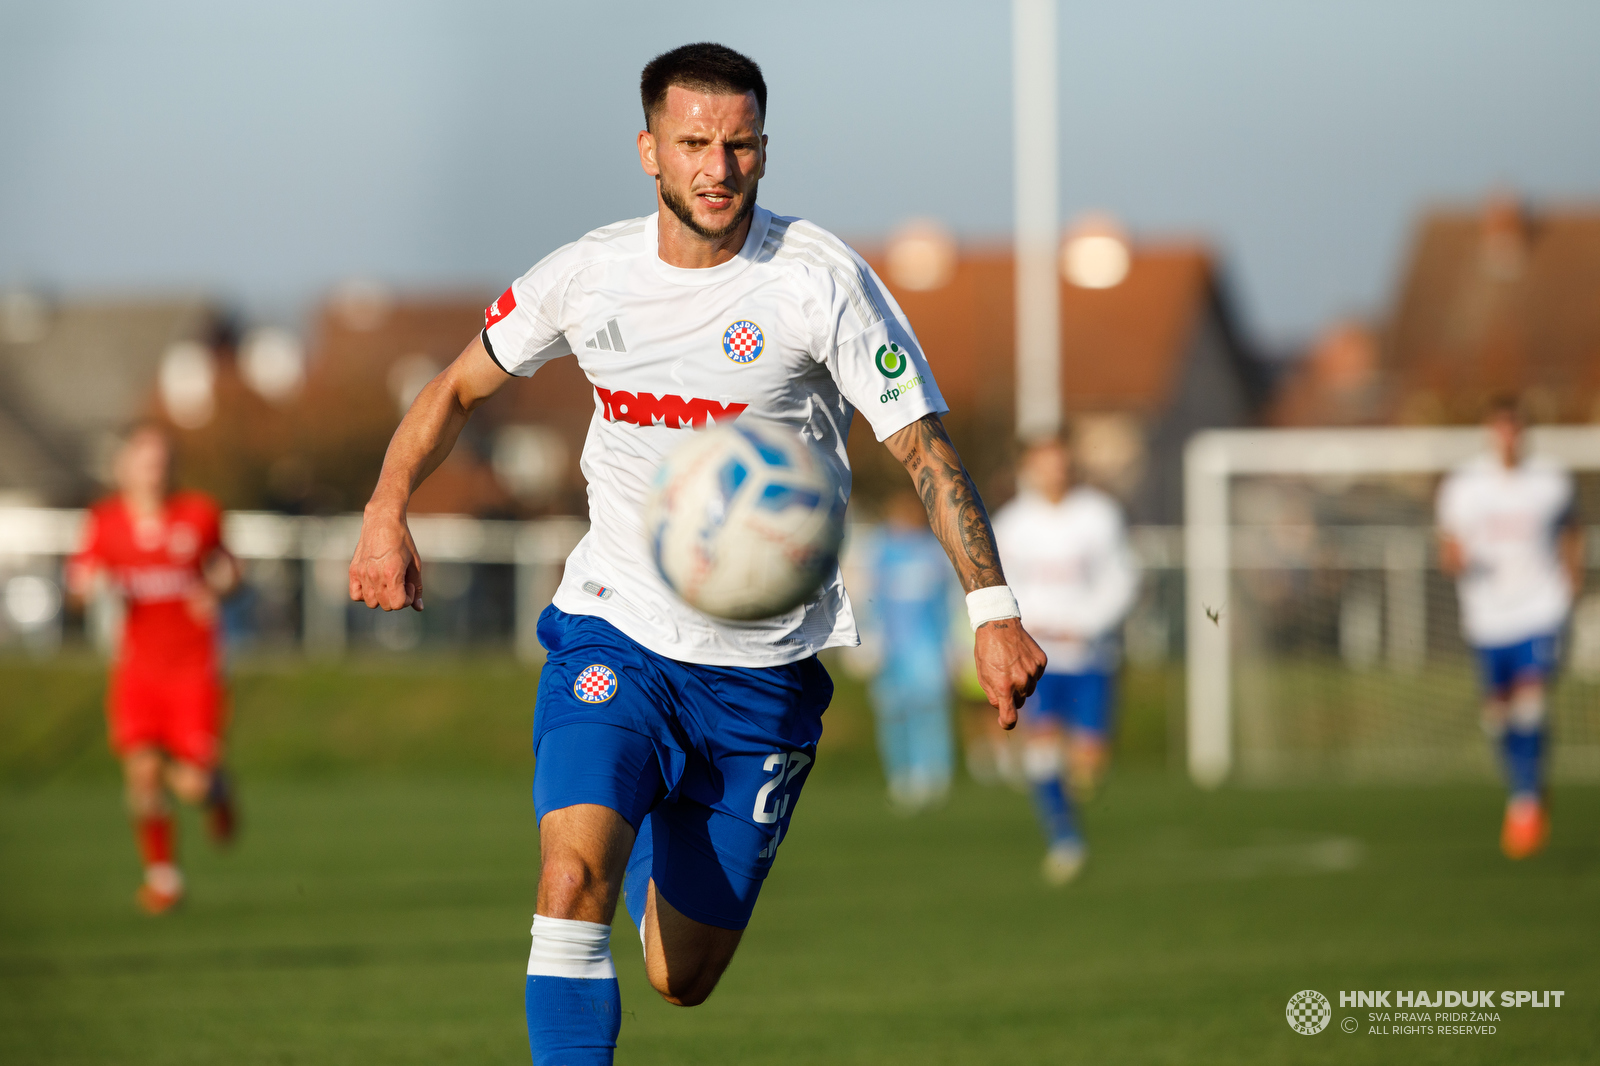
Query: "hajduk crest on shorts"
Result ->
[[573, 664, 618, 704]]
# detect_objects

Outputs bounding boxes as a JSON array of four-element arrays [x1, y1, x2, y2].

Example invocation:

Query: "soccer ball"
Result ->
[[645, 421, 846, 621]]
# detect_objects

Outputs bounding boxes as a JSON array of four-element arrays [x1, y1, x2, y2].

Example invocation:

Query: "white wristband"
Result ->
[[966, 585, 1020, 631]]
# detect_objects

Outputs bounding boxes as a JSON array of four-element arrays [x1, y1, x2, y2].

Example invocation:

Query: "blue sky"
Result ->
[[2, 0, 1597, 345]]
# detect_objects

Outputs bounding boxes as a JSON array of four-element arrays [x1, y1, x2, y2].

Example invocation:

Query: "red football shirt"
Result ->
[[71, 492, 225, 674]]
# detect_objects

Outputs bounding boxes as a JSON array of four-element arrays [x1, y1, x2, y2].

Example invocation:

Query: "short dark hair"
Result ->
[[640, 43, 766, 130], [1485, 393, 1524, 422]]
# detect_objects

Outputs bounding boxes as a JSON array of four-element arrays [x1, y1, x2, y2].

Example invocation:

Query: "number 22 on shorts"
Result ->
[[753, 751, 812, 824]]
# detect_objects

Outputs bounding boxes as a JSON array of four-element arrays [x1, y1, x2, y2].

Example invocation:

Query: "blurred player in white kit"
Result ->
[[994, 436, 1138, 883], [1437, 397, 1583, 860]]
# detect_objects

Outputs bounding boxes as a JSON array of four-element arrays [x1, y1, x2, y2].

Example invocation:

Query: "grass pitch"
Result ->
[[2, 656, 1598, 1065]]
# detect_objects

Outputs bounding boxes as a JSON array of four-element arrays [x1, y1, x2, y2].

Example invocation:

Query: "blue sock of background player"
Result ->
[[525, 914, 621, 1065], [1502, 686, 1547, 798], [1023, 738, 1079, 845], [1502, 727, 1544, 797]]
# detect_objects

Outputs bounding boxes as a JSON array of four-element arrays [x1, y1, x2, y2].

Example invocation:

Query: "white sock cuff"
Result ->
[[1023, 741, 1062, 781], [145, 863, 183, 894], [1508, 688, 1547, 729], [527, 915, 616, 979]]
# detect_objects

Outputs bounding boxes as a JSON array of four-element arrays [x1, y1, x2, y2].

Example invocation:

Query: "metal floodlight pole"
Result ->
[[1013, 0, 1061, 442]]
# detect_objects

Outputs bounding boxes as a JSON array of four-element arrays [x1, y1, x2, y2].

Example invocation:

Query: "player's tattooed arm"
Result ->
[[885, 414, 1005, 592], [885, 413, 1045, 729]]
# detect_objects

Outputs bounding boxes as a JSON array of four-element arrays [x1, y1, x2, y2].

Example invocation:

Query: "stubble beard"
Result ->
[[659, 177, 758, 242]]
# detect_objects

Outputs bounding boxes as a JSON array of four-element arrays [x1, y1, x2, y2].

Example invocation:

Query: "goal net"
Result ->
[[1184, 426, 1600, 787]]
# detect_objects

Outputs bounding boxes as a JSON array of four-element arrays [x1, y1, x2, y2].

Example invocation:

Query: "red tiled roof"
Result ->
[[1384, 199, 1600, 423], [859, 243, 1216, 418]]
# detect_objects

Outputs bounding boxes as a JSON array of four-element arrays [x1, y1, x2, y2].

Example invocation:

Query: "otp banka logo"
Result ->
[[875, 343, 909, 378], [876, 342, 928, 405], [1286, 990, 1332, 1035]]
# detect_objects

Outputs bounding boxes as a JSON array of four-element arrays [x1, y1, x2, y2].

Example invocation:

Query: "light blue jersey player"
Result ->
[[993, 436, 1138, 884], [347, 44, 1047, 1065], [1437, 398, 1583, 860], [864, 490, 959, 812]]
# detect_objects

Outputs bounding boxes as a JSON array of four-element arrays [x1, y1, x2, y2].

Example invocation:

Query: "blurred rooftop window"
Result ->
[[1061, 213, 1131, 290], [239, 327, 306, 404], [885, 220, 958, 292]]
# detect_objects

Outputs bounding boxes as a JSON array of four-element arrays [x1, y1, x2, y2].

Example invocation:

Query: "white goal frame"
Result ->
[[1184, 425, 1600, 788]]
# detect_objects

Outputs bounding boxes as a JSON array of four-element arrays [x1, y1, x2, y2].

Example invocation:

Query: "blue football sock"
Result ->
[[1024, 741, 1079, 844], [525, 916, 621, 1066], [621, 814, 653, 941], [1502, 727, 1545, 798], [1030, 775, 1079, 844]]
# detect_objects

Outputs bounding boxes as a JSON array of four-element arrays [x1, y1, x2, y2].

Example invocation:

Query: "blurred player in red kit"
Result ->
[[68, 422, 241, 914]]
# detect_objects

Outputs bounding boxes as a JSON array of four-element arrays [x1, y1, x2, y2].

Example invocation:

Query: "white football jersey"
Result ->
[[992, 486, 1139, 673], [483, 207, 946, 668], [1436, 453, 1575, 648]]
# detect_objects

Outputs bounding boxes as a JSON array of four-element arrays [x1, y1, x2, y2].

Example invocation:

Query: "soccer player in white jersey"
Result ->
[[993, 436, 1138, 884], [1437, 397, 1583, 860], [346, 44, 1046, 1065]]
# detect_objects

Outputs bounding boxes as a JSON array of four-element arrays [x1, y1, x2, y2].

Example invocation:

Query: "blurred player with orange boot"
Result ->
[[1437, 397, 1583, 860], [68, 422, 241, 913]]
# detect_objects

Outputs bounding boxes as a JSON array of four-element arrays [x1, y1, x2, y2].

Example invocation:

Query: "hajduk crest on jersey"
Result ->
[[722, 320, 765, 364]]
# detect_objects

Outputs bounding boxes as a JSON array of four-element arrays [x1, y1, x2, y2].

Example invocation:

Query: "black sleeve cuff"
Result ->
[[481, 328, 512, 375]]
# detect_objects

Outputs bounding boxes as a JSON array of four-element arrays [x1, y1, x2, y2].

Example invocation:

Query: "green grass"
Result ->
[[2, 657, 1597, 1064]]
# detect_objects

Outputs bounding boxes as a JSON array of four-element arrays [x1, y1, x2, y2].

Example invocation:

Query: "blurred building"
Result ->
[[0, 292, 220, 506], [855, 218, 1267, 522], [2, 220, 1268, 524], [190, 228, 1265, 524], [1272, 194, 1600, 427], [161, 286, 594, 517]]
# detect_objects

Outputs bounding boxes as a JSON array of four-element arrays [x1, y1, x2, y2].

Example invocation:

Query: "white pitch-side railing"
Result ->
[[0, 510, 587, 662], [1184, 425, 1600, 789]]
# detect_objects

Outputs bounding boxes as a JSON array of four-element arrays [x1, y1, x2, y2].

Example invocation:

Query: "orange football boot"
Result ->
[[1500, 795, 1549, 860], [136, 882, 184, 915]]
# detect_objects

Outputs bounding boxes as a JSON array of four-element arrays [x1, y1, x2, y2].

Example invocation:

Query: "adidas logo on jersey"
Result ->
[[594, 387, 747, 429], [585, 319, 628, 352]]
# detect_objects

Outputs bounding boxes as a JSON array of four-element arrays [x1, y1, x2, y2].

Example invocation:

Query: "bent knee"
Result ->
[[649, 969, 720, 1007], [168, 766, 210, 805], [537, 857, 611, 916]]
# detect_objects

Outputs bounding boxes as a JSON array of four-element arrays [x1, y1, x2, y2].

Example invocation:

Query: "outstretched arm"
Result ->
[[348, 335, 509, 611], [885, 413, 1047, 729]]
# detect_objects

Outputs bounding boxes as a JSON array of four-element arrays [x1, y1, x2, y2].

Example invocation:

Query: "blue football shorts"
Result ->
[[1025, 670, 1116, 736], [1475, 632, 1561, 696], [531, 605, 831, 930]]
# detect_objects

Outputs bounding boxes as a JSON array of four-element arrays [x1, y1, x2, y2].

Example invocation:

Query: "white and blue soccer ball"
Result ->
[[645, 421, 846, 621]]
